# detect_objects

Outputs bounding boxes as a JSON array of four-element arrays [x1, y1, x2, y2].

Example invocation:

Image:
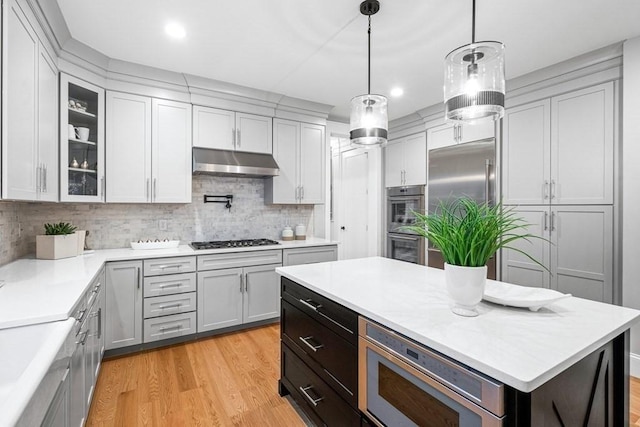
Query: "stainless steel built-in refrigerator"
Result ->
[[427, 139, 497, 279]]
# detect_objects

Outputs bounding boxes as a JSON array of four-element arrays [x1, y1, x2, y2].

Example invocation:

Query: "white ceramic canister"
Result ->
[[282, 226, 294, 241], [295, 224, 306, 240]]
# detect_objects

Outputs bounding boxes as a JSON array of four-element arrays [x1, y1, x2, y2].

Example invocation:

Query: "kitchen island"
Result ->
[[276, 257, 640, 426]]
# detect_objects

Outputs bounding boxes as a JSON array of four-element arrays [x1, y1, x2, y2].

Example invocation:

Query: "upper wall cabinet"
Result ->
[[385, 132, 426, 188], [193, 105, 273, 154], [60, 74, 105, 202], [502, 82, 614, 205], [265, 119, 325, 204], [106, 92, 192, 203], [427, 120, 495, 151], [2, 0, 59, 201]]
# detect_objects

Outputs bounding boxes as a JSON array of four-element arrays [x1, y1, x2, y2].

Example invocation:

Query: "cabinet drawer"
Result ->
[[282, 277, 358, 346], [282, 301, 357, 406], [282, 246, 337, 266], [281, 342, 360, 427], [143, 312, 196, 343], [143, 256, 196, 276], [143, 292, 196, 319], [144, 272, 196, 297], [198, 249, 282, 271]]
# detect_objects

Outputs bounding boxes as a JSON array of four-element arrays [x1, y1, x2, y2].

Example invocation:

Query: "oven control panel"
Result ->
[[364, 319, 503, 409]]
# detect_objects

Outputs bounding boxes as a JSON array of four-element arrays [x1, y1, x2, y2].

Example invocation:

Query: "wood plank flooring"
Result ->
[[89, 324, 640, 426], [87, 324, 305, 426]]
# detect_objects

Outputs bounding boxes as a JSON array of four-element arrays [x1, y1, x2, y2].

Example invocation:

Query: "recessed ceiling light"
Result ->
[[165, 22, 186, 39], [390, 87, 404, 97]]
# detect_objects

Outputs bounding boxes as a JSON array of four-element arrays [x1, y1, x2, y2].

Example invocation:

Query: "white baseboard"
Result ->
[[631, 352, 640, 378]]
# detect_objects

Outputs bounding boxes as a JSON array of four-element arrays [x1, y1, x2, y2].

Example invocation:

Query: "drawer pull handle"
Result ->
[[75, 309, 87, 323], [159, 303, 182, 310], [76, 330, 89, 345], [299, 336, 324, 352], [160, 325, 182, 333], [159, 283, 182, 289], [299, 298, 322, 312], [157, 264, 183, 270], [299, 385, 324, 407]]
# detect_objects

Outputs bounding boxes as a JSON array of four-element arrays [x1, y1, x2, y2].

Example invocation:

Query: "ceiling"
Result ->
[[56, 0, 640, 122]]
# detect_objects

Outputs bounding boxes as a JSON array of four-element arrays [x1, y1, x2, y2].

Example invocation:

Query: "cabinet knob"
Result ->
[[340, 226, 346, 231]]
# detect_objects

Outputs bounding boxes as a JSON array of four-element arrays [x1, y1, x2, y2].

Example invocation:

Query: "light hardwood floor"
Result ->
[[89, 324, 640, 426], [87, 324, 305, 426]]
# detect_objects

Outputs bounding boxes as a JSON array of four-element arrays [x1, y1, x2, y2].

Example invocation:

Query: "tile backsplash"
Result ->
[[1, 176, 314, 265]]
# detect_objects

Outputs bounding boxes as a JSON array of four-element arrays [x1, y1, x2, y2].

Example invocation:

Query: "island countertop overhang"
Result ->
[[276, 256, 640, 392]]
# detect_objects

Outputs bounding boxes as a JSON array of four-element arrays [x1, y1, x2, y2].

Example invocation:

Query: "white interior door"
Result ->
[[340, 150, 369, 260]]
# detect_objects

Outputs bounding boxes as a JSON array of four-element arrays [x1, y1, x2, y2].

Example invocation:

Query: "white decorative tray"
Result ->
[[130, 240, 180, 250], [483, 281, 571, 312]]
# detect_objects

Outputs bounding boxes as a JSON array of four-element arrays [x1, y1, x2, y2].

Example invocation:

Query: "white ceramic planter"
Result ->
[[444, 263, 487, 317], [36, 234, 79, 260]]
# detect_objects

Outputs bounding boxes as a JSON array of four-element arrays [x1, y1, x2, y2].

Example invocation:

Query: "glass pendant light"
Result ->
[[350, 0, 388, 146], [444, 0, 505, 122]]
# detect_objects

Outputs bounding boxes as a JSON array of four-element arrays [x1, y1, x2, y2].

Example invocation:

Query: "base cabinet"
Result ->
[[197, 263, 281, 332], [501, 205, 613, 303], [105, 261, 142, 350], [42, 367, 70, 427]]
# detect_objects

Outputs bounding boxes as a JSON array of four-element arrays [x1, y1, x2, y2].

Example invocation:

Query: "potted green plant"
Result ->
[[36, 222, 79, 260], [402, 197, 547, 317]]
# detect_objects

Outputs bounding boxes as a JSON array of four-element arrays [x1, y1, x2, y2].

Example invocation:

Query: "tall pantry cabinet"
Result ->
[[2, 0, 59, 201], [501, 82, 616, 303]]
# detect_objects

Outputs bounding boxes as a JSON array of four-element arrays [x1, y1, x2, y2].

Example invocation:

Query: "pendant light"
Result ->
[[350, 0, 388, 146], [444, 0, 505, 122]]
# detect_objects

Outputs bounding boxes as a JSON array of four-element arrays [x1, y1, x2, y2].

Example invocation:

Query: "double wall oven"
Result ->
[[359, 318, 505, 426], [386, 186, 425, 265]]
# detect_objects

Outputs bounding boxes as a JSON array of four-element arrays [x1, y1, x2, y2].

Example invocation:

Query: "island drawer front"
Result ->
[[144, 272, 197, 297], [281, 277, 358, 345], [143, 292, 196, 319], [143, 312, 196, 343], [144, 256, 196, 276], [281, 342, 361, 427], [282, 300, 357, 405], [198, 250, 282, 271]]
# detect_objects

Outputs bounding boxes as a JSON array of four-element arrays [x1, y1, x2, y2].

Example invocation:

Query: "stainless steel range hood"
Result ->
[[192, 148, 279, 177]]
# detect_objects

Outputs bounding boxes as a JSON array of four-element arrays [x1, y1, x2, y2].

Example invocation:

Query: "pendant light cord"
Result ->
[[471, 0, 476, 44], [367, 15, 372, 95]]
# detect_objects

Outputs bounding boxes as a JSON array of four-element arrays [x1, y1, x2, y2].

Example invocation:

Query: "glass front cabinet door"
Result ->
[[60, 73, 105, 202]]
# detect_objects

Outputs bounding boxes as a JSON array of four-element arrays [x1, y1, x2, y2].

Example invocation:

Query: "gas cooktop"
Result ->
[[190, 239, 280, 250]]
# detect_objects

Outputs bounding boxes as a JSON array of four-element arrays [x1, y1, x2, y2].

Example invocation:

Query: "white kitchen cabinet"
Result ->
[[2, 0, 58, 201], [501, 205, 613, 303], [105, 261, 142, 350], [197, 263, 281, 332], [85, 271, 104, 409], [152, 98, 192, 203], [282, 245, 338, 266], [42, 367, 70, 427], [502, 82, 614, 205], [105, 92, 191, 203], [266, 119, 325, 204], [192, 105, 273, 154], [197, 268, 244, 331], [384, 132, 426, 187], [426, 120, 495, 151], [502, 100, 551, 205], [106, 92, 151, 202], [60, 74, 105, 202]]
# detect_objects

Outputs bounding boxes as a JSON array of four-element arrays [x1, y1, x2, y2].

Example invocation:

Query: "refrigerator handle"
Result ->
[[484, 159, 492, 205]]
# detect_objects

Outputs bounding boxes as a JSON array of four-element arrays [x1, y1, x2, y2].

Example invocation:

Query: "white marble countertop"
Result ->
[[0, 319, 75, 427], [276, 257, 640, 392], [0, 238, 337, 329]]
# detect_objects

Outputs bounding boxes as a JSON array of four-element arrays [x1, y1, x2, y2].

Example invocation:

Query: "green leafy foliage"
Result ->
[[44, 222, 77, 235], [402, 197, 549, 269]]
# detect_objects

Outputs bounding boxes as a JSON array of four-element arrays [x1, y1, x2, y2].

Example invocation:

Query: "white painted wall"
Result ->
[[623, 36, 640, 375]]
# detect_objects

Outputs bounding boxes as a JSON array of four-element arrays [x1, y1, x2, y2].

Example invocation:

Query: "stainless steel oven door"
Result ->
[[387, 195, 424, 234], [359, 337, 503, 427], [387, 233, 424, 265]]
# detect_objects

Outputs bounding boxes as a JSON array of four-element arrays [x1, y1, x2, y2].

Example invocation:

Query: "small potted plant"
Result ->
[[36, 222, 79, 260], [403, 197, 547, 317]]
